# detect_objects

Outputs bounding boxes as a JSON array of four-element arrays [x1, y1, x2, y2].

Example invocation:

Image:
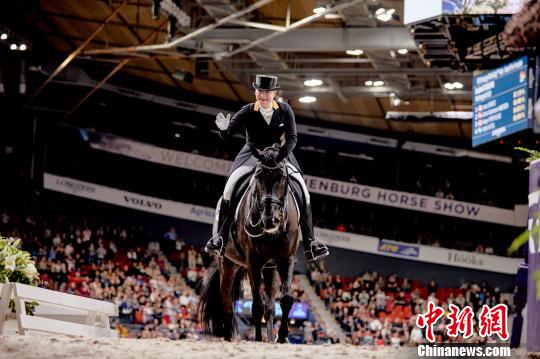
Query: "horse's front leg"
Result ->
[[220, 258, 239, 341], [263, 266, 278, 342], [247, 258, 264, 342], [276, 256, 295, 343]]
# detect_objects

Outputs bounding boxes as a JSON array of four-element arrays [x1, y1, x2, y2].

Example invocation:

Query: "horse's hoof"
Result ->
[[275, 337, 289, 344]]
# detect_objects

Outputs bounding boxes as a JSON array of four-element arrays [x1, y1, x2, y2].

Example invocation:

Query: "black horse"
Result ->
[[198, 155, 300, 343]]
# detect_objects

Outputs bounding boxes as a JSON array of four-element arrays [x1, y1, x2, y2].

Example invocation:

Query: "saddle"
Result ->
[[231, 171, 256, 220]]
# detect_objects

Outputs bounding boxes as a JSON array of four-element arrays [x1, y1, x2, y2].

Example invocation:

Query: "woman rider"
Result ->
[[204, 74, 329, 262]]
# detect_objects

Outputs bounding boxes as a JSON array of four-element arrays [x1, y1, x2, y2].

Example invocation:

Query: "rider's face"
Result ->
[[255, 89, 277, 109]]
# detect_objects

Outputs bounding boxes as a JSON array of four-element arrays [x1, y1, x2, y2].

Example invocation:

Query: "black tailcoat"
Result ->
[[220, 100, 301, 178]]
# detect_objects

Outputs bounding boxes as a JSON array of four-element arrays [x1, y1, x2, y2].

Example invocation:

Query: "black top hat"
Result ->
[[252, 75, 280, 90]]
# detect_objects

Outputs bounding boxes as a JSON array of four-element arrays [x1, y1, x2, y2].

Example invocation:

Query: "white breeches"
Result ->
[[223, 163, 310, 205], [286, 163, 311, 205], [223, 166, 254, 201]]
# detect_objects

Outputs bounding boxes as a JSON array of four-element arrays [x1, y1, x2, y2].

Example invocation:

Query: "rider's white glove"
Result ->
[[215, 113, 231, 131]]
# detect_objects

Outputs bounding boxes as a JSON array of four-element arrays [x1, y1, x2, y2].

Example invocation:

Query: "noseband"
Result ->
[[261, 194, 284, 207]]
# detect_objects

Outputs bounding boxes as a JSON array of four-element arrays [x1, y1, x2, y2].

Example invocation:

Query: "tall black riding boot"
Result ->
[[205, 199, 232, 257], [300, 203, 329, 261]]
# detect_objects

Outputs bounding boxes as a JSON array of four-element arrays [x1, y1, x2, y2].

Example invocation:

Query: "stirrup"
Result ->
[[304, 248, 329, 262], [205, 236, 225, 257]]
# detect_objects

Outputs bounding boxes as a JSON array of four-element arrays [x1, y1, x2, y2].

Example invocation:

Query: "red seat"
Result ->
[[436, 288, 447, 302], [403, 305, 413, 318]]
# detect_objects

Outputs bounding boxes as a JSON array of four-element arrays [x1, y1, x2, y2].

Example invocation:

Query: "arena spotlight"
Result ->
[[397, 48, 408, 55], [365, 80, 373, 86], [346, 49, 363, 56], [452, 81, 463, 89], [375, 8, 395, 22], [304, 79, 323, 87], [444, 82, 456, 90], [0, 28, 31, 52], [313, 0, 327, 14], [299, 96, 316, 103], [373, 80, 384, 87]]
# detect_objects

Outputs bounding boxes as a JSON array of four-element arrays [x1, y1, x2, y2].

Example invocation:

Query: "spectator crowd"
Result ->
[[308, 262, 511, 346], [1, 202, 327, 342]]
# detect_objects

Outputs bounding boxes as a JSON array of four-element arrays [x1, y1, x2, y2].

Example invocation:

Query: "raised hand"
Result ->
[[215, 112, 231, 131]]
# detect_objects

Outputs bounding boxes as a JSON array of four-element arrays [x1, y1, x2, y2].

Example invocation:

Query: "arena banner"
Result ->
[[44, 173, 521, 274], [88, 131, 232, 177], [43, 173, 216, 224], [306, 175, 523, 227], [315, 228, 522, 275], [377, 239, 420, 258], [87, 131, 526, 227]]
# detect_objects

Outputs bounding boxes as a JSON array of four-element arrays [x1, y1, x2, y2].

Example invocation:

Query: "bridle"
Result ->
[[244, 161, 290, 237]]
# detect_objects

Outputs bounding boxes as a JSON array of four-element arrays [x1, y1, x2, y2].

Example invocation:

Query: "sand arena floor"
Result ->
[[0, 335, 529, 359]]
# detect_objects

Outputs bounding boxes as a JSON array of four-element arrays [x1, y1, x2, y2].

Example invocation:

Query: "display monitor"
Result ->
[[472, 56, 530, 147]]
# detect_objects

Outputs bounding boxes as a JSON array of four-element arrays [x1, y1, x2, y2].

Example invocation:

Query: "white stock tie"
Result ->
[[259, 105, 273, 125]]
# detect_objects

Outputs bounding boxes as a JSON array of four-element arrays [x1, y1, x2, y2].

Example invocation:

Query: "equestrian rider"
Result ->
[[204, 74, 329, 262]]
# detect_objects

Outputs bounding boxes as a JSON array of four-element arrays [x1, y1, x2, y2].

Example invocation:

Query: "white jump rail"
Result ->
[[0, 282, 119, 338]]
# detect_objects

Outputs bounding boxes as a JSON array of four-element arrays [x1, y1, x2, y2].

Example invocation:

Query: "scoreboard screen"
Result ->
[[472, 56, 529, 147]]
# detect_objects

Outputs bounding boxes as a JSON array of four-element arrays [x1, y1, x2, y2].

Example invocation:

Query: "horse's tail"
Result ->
[[198, 260, 245, 339]]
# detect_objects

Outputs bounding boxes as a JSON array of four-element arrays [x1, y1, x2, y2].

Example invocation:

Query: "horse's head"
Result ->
[[252, 160, 288, 234]]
